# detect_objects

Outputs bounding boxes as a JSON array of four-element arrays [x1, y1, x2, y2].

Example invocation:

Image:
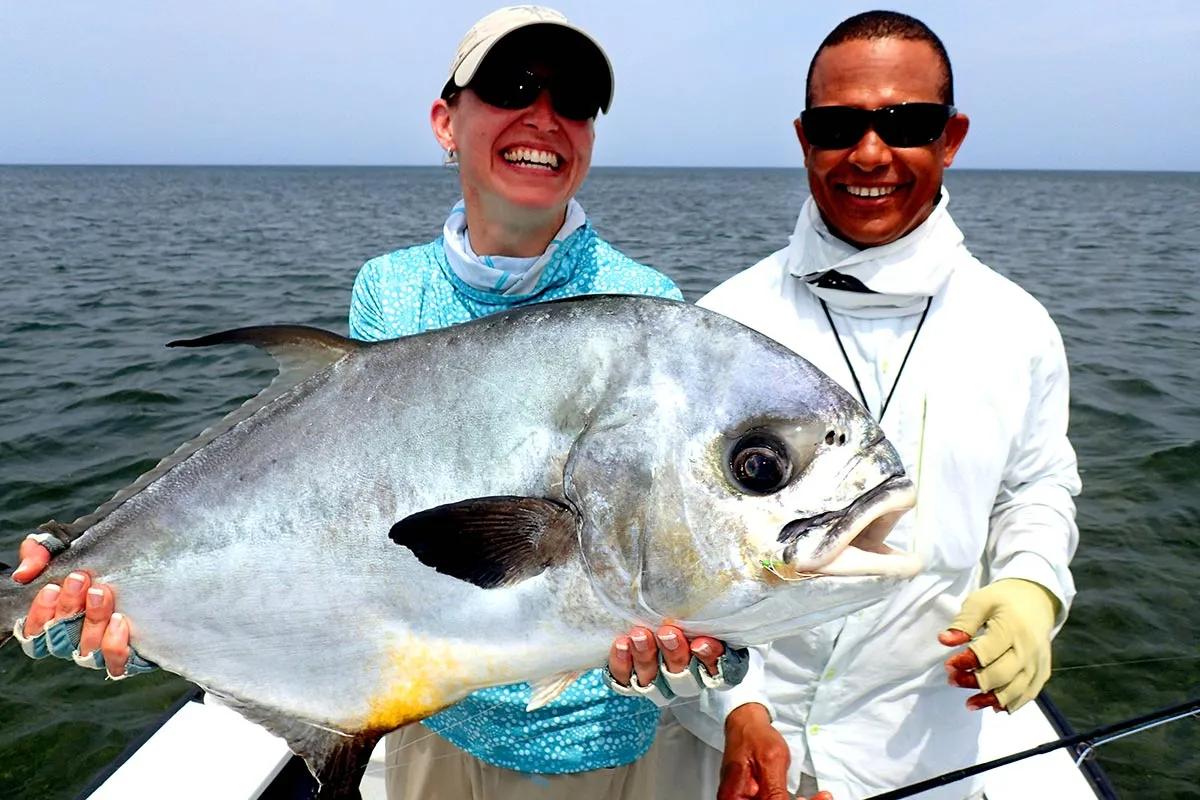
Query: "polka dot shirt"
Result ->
[[347, 222, 681, 773]]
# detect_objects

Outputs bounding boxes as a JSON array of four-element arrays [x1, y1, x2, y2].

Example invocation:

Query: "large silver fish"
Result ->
[[1, 296, 918, 797]]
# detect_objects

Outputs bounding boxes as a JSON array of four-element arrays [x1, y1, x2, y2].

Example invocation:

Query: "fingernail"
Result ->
[[87, 588, 104, 608], [615, 640, 629, 653], [65, 572, 85, 592], [693, 642, 712, 657], [658, 631, 679, 651], [630, 632, 650, 652], [111, 612, 125, 628], [39, 584, 61, 600]]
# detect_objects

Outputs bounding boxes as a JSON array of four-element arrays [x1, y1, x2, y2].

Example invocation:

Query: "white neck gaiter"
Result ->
[[441, 199, 587, 296], [786, 189, 965, 318]]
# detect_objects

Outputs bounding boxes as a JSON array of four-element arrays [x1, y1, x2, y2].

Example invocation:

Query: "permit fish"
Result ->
[[1, 295, 919, 798]]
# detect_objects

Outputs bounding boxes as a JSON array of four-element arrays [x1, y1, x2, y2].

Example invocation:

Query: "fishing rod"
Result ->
[[866, 694, 1200, 800]]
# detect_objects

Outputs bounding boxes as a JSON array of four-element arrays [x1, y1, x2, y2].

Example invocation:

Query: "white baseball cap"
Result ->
[[441, 5, 614, 114]]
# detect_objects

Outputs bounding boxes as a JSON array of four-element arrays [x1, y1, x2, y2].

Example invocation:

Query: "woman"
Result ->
[[10, 7, 731, 799]]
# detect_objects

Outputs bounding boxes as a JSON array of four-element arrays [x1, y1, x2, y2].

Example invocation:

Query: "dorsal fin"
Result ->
[[45, 326, 360, 545]]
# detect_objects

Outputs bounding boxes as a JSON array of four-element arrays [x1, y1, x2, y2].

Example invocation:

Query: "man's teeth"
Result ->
[[845, 185, 898, 198], [503, 148, 560, 169]]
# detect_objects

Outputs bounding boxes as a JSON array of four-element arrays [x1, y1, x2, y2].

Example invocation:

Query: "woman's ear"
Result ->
[[431, 98, 455, 152]]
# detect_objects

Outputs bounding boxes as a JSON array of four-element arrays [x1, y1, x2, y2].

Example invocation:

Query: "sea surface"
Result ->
[[0, 166, 1196, 798]]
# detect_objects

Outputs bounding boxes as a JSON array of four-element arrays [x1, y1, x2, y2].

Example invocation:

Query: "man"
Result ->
[[669, 11, 1080, 800]]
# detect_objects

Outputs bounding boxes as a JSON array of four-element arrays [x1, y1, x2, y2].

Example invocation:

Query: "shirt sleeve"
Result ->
[[348, 260, 390, 343], [650, 275, 685, 302], [985, 320, 1081, 632], [615, 267, 684, 302], [699, 644, 777, 724]]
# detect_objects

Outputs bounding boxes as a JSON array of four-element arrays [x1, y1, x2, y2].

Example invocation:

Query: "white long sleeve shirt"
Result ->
[[673, 199, 1080, 800]]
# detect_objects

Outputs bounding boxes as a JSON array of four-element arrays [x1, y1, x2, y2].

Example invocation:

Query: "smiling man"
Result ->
[[666, 11, 1082, 800]]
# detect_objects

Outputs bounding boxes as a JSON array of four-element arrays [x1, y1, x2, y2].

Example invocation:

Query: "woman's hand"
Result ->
[[607, 624, 725, 688], [11, 536, 52, 583], [16, 558, 135, 677]]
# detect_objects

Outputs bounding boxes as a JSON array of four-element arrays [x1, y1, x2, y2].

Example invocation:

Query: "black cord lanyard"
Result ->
[[819, 297, 932, 424]]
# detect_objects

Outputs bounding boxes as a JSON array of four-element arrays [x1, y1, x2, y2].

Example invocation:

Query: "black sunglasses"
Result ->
[[452, 64, 603, 122], [800, 103, 956, 149]]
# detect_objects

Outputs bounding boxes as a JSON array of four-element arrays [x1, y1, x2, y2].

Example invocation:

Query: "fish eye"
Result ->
[[728, 432, 792, 495]]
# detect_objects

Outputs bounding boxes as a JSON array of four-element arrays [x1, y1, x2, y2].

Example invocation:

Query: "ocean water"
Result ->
[[0, 166, 1197, 798]]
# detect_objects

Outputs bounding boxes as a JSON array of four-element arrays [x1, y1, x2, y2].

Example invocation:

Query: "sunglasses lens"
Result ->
[[551, 88, 601, 121], [470, 68, 600, 121], [470, 67, 541, 110], [877, 104, 951, 147], [801, 107, 870, 149]]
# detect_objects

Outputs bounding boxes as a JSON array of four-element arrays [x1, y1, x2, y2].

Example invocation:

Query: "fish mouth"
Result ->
[[775, 475, 920, 579]]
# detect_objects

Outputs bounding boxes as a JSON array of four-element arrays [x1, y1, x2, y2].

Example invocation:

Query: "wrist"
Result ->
[[725, 702, 772, 733], [997, 577, 1061, 618]]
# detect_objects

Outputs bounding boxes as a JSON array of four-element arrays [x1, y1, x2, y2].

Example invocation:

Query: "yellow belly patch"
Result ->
[[362, 634, 509, 731]]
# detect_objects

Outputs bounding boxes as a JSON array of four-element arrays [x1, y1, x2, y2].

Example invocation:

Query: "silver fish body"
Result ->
[[1, 296, 918, 797]]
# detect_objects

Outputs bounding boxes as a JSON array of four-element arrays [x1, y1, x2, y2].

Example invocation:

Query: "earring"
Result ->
[[443, 147, 458, 167]]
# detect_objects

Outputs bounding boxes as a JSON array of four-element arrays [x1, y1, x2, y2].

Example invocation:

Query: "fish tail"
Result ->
[[0, 566, 34, 648]]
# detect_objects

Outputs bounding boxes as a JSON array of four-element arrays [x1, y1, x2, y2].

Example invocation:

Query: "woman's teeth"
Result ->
[[502, 148, 560, 170], [844, 185, 898, 198]]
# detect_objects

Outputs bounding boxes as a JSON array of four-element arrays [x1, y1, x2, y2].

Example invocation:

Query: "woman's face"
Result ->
[[431, 63, 597, 217]]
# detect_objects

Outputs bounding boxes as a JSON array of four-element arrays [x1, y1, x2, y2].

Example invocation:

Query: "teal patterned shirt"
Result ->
[[348, 222, 682, 773]]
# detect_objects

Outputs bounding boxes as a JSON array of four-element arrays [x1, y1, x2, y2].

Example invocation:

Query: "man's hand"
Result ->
[[939, 578, 1059, 712], [719, 703, 792, 800]]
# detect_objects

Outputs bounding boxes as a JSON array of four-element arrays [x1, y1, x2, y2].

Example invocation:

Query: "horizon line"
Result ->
[[1, 162, 1196, 175]]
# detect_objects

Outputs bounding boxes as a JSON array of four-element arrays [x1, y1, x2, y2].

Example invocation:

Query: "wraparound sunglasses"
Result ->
[[450, 65, 604, 122], [800, 103, 956, 149]]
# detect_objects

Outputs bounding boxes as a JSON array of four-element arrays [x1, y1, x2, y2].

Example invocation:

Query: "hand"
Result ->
[[719, 703, 794, 800], [20, 570, 134, 677], [607, 624, 724, 688], [939, 578, 1059, 713], [11, 536, 52, 583]]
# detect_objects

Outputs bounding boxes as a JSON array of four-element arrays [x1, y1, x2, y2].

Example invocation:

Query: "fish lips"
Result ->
[[776, 474, 920, 579]]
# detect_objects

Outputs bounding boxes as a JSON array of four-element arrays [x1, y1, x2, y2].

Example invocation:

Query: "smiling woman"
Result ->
[[7, 5, 700, 800], [430, 22, 612, 255]]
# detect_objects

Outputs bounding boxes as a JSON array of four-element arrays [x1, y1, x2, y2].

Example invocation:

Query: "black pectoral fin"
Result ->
[[389, 496, 579, 589]]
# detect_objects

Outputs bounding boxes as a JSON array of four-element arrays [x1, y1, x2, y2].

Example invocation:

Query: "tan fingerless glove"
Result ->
[[948, 578, 1060, 712]]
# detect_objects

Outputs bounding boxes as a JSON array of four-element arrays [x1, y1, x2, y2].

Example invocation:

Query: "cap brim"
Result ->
[[450, 22, 614, 113]]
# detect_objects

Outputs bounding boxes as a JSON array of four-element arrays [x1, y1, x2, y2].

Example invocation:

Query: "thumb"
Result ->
[[945, 589, 996, 639], [717, 762, 757, 800], [938, 628, 972, 647], [12, 538, 51, 584]]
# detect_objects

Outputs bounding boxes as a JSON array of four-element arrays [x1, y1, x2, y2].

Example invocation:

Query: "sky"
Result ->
[[2, 1, 1197, 170]]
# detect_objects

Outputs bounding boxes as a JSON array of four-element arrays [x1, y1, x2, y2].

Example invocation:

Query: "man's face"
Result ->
[[797, 38, 969, 248]]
